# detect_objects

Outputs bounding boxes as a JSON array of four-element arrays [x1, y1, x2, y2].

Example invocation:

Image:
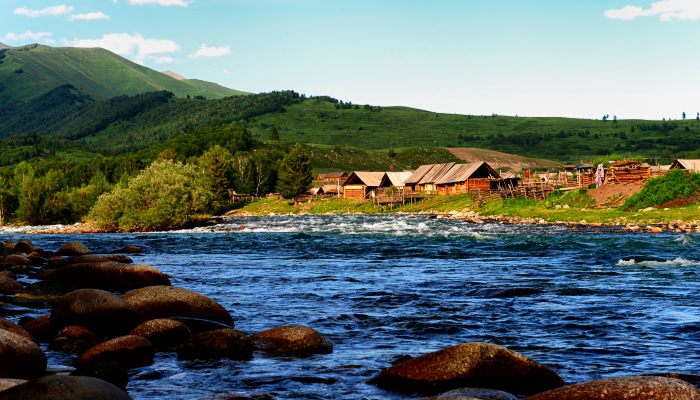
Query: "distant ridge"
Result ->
[[163, 70, 186, 81], [0, 44, 247, 102], [0, 42, 11, 50]]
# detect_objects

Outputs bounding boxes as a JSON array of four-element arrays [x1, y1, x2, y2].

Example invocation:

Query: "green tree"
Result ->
[[198, 145, 234, 210], [89, 159, 212, 231], [276, 144, 313, 198], [250, 148, 283, 196]]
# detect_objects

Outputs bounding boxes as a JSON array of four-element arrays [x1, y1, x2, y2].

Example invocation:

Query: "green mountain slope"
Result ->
[[0, 44, 246, 102]]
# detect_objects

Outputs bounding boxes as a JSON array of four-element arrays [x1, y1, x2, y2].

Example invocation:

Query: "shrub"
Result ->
[[623, 169, 700, 210], [89, 160, 212, 231]]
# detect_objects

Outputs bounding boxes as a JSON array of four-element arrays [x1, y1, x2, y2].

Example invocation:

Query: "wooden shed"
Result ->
[[607, 160, 651, 183], [343, 171, 387, 200], [670, 159, 700, 173], [434, 162, 501, 194], [384, 171, 413, 190]]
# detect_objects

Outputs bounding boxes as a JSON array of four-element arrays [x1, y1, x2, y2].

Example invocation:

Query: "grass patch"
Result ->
[[623, 169, 700, 210]]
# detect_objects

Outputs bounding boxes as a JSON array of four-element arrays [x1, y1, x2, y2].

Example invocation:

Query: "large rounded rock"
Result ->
[[252, 325, 333, 356], [50, 325, 100, 352], [123, 286, 233, 325], [109, 245, 144, 254], [0, 317, 33, 340], [13, 240, 34, 255], [432, 387, 519, 399], [371, 342, 564, 395], [0, 330, 46, 379], [0, 378, 27, 392], [58, 242, 92, 256], [177, 328, 252, 361], [0, 276, 21, 295], [0, 375, 131, 400], [51, 289, 137, 336], [65, 255, 133, 264], [76, 335, 155, 369], [527, 376, 700, 400], [20, 315, 52, 342], [36, 262, 170, 291], [129, 318, 191, 350], [2, 254, 32, 267], [17, 280, 77, 302]]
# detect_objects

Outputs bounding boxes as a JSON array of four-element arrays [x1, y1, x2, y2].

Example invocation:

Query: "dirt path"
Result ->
[[588, 182, 643, 206]]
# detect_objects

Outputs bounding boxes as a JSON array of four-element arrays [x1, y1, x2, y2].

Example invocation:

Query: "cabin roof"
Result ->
[[344, 171, 386, 187], [318, 171, 347, 179], [405, 163, 456, 185], [385, 171, 413, 187], [320, 184, 343, 193], [435, 162, 500, 184], [672, 159, 700, 171]]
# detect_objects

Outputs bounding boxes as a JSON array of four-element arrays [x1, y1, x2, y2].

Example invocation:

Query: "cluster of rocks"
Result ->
[[371, 342, 700, 399], [0, 240, 333, 399]]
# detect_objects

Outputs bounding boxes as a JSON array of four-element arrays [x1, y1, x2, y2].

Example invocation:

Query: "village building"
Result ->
[[384, 171, 413, 192], [405, 162, 501, 195], [670, 159, 700, 173], [343, 171, 388, 200], [606, 160, 651, 183]]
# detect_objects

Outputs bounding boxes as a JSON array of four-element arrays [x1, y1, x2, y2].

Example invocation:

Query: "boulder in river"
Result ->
[[20, 315, 52, 342], [0, 330, 46, 379], [177, 328, 252, 361], [58, 242, 92, 256], [0, 378, 27, 392], [36, 262, 170, 291], [526, 375, 700, 400], [49, 325, 100, 352], [431, 387, 519, 399], [0, 276, 21, 295], [2, 254, 32, 267], [109, 246, 144, 254], [51, 289, 138, 336], [129, 318, 191, 350], [76, 335, 155, 369], [64, 254, 133, 265], [0, 317, 33, 340], [0, 375, 131, 400], [13, 240, 34, 255], [252, 325, 333, 356], [371, 342, 564, 395], [123, 286, 233, 325]]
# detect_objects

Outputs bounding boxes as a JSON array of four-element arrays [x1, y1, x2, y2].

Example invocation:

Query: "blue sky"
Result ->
[[3, 0, 700, 119]]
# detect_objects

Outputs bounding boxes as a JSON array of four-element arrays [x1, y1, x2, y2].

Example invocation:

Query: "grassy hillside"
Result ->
[[248, 98, 700, 162], [0, 44, 246, 102]]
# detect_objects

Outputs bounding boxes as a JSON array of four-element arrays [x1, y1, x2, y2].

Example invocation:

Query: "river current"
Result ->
[[2, 214, 699, 399]]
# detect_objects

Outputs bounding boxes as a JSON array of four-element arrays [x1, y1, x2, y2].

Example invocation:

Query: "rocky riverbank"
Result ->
[[0, 238, 699, 399]]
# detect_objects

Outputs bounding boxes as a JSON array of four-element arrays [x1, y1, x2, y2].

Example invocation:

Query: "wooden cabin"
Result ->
[[405, 163, 456, 193], [309, 185, 344, 197], [384, 171, 413, 191], [670, 159, 700, 173], [434, 162, 501, 194], [343, 171, 387, 200]]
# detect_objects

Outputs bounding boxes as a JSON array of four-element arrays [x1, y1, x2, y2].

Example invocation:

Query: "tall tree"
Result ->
[[276, 144, 313, 198], [198, 145, 234, 210]]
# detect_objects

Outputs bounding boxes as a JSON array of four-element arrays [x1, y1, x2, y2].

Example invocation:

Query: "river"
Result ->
[[2, 214, 699, 399]]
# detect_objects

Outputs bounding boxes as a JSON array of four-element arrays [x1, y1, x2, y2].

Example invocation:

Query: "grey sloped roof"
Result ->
[[385, 171, 413, 187], [405, 164, 434, 185], [344, 171, 387, 187], [435, 162, 501, 184]]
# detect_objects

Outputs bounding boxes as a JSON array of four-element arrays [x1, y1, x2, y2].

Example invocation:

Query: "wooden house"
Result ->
[[405, 163, 456, 193], [343, 171, 388, 200], [384, 171, 413, 191], [670, 159, 700, 173], [434, 162, 501, 194], [309, 185, 344, 197]]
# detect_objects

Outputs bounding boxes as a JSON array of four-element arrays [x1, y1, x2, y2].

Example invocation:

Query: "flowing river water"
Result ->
[[2, 214, 700, 399]]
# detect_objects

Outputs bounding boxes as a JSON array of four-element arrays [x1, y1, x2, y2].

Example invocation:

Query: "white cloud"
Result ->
[[155, 56, 176, 63], [605, 0, 700, 21], [71, 33, 180, 64], [128, 0, 190, 7], [14, 4, 74, 17], [69, 12, 109, 21], [190, 44, 231, 58], [3, 31, 55, 44]]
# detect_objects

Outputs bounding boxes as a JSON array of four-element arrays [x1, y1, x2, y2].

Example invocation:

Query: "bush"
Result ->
[[623, 169, 700, 210], [89, 160, 212, 231]]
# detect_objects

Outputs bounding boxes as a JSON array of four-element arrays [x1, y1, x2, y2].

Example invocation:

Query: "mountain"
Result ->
[[0, 43, 247, 102], [0, 42, 11, 50]]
